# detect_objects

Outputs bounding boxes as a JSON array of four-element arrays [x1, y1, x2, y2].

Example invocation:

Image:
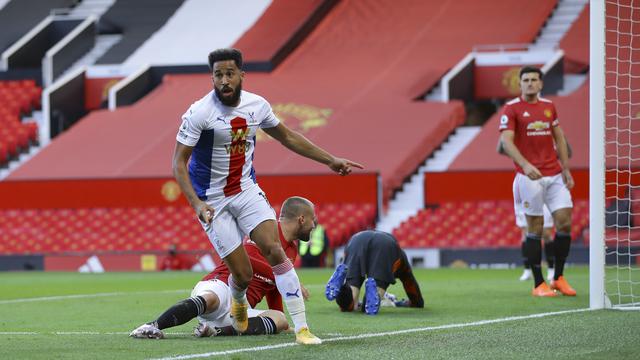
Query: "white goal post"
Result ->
[[590, 0, 606, 310], [591, 0, 640, 310]]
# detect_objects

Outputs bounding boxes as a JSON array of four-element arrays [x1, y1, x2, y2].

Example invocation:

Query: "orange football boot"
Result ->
[[550, 276, 577, 296], [531, 282, 558, 297]]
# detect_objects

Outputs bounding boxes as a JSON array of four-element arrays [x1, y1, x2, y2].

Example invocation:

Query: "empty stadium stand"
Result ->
[[393, 199, 589, 249], [121, 0, 273, 68], [0, 0, 76, 55], [95, 0, 185, 64], [450, 80, 589, 171], [3, 0, 600, 268], [559, 4, 589, 73], [233, 0, 338, 70], [0, 202, 375, 254], [0, 79, 41, 165], [10, 0, 558, 205]]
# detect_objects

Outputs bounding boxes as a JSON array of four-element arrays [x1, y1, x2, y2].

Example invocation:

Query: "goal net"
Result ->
[[595, 0, 640, 309]]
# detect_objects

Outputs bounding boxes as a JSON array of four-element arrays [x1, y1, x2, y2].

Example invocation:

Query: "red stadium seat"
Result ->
[[395, 200, 590, 249]]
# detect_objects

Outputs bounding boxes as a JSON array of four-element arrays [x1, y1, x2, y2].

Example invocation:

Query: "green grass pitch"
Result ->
[[1, 267, 639, 359]]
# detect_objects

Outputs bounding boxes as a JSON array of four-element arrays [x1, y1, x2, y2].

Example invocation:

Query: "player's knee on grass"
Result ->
[[200, 292, 221, 314], [261, 310, 288, 333]]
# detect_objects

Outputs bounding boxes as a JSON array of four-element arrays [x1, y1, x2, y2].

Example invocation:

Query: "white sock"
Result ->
[[228, 275, 248, 304], [272, 260, 307, 333]]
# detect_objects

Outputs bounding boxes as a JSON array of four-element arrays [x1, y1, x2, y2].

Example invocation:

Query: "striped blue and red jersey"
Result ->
[[176, 90, 280, 200]]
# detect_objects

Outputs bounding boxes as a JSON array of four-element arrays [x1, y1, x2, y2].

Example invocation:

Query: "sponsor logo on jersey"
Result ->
[[523, 111, 530, 117], [527, 121, 549, 131], [254, 273, 275, 286], [230, 127, 249, 142], [225, 127, 251, 155], [526, 121, 551, 136]]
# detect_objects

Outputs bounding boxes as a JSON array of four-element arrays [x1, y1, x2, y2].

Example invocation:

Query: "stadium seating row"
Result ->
[[0, 202, 376, 255], [0, 80, 41, 165], [393, 200, 589, 249]]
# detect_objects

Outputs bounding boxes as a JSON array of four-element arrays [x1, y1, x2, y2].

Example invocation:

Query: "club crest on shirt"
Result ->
[[544, 109, 552, 118], [523, 201, 530, 209]]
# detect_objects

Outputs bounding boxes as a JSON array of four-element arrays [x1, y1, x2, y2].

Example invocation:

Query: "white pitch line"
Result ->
[[0, 289, 189, 304], [149, 308, 593, 360], [0, 331, 194, 336]]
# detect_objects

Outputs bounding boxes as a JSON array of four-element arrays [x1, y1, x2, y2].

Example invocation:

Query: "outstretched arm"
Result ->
[[262, 123, 364, 176]]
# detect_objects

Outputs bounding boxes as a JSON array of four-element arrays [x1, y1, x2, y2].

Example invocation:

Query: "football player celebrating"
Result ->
[[172, 48, 363, 344]]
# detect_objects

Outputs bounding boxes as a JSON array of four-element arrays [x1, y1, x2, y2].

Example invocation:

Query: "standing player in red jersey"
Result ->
[[499, 66, 576, 297], [130, 197, 317, 339]]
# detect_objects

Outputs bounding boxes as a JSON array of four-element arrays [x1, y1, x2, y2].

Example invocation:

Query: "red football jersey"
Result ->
[[201, 223, 298, 311], [498, 96, 562, 176]]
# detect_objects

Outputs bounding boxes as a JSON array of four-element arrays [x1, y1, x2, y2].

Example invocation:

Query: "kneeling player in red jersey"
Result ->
[[130, 197, 317, 340]]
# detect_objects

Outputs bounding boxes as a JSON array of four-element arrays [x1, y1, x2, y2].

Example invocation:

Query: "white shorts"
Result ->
[[191, 280, 266, 328], [513, 172, 573, 217], [515, 203, 554, 228], [200, 184, 276, 258]]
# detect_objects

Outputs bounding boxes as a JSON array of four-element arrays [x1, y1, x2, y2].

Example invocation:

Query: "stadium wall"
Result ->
[[108, 64, 208, 110], [0, 173, 379, 209], [423, 170, 590, 204]]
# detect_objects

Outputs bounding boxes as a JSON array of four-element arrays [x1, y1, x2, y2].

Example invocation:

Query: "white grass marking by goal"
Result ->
[[148, 308, 592, 360], [0, 331, 192, 336], [0, 289, 189, 304]]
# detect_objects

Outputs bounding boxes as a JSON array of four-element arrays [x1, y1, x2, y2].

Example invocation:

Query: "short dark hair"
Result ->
[[335, 283, 354, 312], [208, 48, 243, 71], [280, 196, 313, 220], [519, 66, 543, 80]]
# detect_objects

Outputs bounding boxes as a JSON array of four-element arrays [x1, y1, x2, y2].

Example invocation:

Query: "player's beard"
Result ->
[[215, 82, 242, 106], [297, 226, 311, 242]]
